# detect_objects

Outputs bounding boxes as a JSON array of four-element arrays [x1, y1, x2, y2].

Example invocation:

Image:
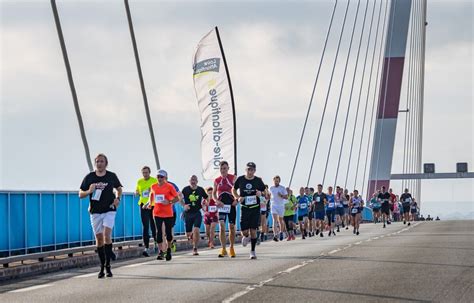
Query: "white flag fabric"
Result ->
[[193, 27, 236, 180]]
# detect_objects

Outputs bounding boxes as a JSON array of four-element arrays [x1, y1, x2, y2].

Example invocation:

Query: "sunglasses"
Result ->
[[157, 176, 165, 179]]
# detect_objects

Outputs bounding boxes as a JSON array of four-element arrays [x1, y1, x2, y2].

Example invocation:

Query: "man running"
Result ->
[[342, 188, 350, 229], [326, 186, 337, 237], [304, 187, 314, 237], [335, 186, 344, 232], [181, 175, 208, 256], [400, 188, 413, 225], [269, 176, 288, 242], [203, 187, 218, 248], [378, 186, 391, 228], [283, 188, 297, 241], [212, 161, 237, 258], [150, 170, 179, 261], [370, 193, 381, 224], [297, 187, 310, 239], [232, 162, 265, 259], [350, 189, 363, 235], [135, 166, 158, 257], [313, 184, 327, 238], [79, 153, 122, 278], [411, 198, 419, 221]]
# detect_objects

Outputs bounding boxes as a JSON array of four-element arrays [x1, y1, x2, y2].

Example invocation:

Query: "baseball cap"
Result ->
[[157, 169, 168, 177], [246, 162, 256, 169]]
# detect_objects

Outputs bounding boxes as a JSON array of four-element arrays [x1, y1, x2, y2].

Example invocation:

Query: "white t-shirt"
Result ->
[[270, 185, 288, 207]]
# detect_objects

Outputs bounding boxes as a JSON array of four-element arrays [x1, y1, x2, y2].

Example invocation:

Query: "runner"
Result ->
[[342, 188, 350, 230], [269, 176, 288, 242], [181, 175, 208, 256], [283, 188, 297, 241], [150, 170, 180, 261], [259, 185, 270, 243], [203, 187, 218, 248], [297, 187, 310, 239], [232, 162, 265, 259], [325, 186, 337, 237], [388, 188, 396, 224], [350, 189, 363, 235], [164, 175, 181, 253], [212, 161, 237, 258], [79, 153, 122, 278], [410, 198, 419, 222], [304, 187, 314, 237], [335, 186, 344, 232], [378, 186, 391, 228], [400, 188, 413, 225], [370, 193, 381, 224], [313, 184, 327, 238], [135, 166, 158, 257]]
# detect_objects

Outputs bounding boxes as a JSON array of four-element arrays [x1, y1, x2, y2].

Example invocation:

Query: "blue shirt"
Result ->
[[326, 194, 336, 210], [297, 195, 310, 216]]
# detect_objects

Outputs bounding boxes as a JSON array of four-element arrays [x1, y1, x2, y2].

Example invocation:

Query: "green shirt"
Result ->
[[284, 195, 297, 216], [136, 177, 158, 205]]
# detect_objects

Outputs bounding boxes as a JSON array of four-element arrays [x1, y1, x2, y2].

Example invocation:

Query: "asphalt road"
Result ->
[[1, 220, 472, 303]]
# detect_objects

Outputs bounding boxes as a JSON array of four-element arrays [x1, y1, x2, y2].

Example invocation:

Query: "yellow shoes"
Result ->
[[229, 247, 236, 258], [218, 248, 227, 258]]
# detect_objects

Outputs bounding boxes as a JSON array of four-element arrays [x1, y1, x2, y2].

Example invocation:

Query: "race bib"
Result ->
[[245, 196, 257, 206], [405, 198, 411, 202], [328, 202, 335, 208], [315, 197, 321, 202], [260, 203, 267, 211], [155, 194, 165, 204], [208, 205, 217, 212], [219, 204, 231, 214], [351, 208, 358, 214], [299, 203, 307, 209], [91, 189, 102, 201], [142, 189, 150, 198], [343, 201, 349, 205]]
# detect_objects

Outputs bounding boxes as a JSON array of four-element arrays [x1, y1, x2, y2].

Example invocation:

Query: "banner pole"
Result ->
[[214, 26, 237, 175]]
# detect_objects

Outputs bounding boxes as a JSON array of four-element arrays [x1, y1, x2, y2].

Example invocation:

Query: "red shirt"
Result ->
[[214, 175, 235, 198], [150, 182, 178, 218]]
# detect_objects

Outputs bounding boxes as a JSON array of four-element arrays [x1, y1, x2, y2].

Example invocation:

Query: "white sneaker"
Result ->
[[242, 236, 250, 247], [249, 251, 257, 260]]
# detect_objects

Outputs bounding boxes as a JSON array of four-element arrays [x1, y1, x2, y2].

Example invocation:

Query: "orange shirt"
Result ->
[[150, 182, 178, 218]]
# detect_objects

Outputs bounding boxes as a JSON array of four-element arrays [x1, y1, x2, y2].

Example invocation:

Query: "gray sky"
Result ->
[[1, 0, 473, 218]]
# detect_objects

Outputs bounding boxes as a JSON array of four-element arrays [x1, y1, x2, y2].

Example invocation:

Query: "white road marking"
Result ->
[[8, 284, 53, 293], [73, 273, 97, 279], [122, 263, 143, 268]]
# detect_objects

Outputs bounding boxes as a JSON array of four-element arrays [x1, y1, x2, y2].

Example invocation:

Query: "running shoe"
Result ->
[[142, 248, 150, 257], [337, 227, 340, 232], [332, 231, 336, 236], [291, 235, 296, 240], [302, 234, 306, 240], [273, 236, 279, 242], [279, 232, 284, 241], [264, 234, 268, 241], [316, 230, 320, 236], [356, 231, 360, 236], [328, 232, 331, 237], [286, 236, 291, 241], [403, 220, 406, 225], [353, 229, 356, 234], [257, 238, 261, 245], [171, 240, 177, 252], [249, 251, 257, 260], [105, 266, 113, 278], [242, 236, 250, 247], [408, 222, 411, 226], [154, 242, 159, 253], [320, 232, 324, 238], [166, 248, 172, 261], [342, 223, 345, 228], [308, 232, 313, 238], [387, 220, 392, 225], [193, 248, 199, 256], [383, 223, 386, 228], [345, 226, 349, 230], [218, 248, 228, 258], [229, 247, 236, 258], [157, 251, 165, 260]]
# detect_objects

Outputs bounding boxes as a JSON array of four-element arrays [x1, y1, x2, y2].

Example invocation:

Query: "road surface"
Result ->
[[1, 220, 472, 302]]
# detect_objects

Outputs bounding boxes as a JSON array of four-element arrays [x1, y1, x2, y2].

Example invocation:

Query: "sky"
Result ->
[[1, 0, 473, 219]]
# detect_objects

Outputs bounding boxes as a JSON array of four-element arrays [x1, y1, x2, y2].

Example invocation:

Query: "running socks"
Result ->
[[250, 238, 257, 251], [104, 243, 114, 266], [97, 246, 106, 266]]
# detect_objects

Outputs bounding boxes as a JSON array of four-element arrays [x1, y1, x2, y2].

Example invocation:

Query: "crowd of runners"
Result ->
[[79, 153, 420, 279]]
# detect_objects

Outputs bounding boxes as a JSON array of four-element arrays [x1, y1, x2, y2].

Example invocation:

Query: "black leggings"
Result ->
[[154, 216, 174, 244], [284, 215, 294, 231], [140, 206, 156, 248]]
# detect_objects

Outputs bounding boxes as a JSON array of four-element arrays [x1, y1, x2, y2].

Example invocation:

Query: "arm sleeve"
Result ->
[[80, 175, 90, 191]]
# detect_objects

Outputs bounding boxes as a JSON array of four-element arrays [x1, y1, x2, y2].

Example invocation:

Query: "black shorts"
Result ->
[[218, 205, 237, 225], [337, 207, 345, 216], [308, 211, 314, 220], [381, 204, 390, 215], [402, 204, 410, 214], [260, 210, 267, 216], [298, 214, 308, 222], [284, 215, 295, 231], [240, 207, 260, 230], [185, 212, 202, 233]]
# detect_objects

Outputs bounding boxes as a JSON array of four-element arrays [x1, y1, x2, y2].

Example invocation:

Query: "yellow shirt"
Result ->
[[136, 177, 158, 205]]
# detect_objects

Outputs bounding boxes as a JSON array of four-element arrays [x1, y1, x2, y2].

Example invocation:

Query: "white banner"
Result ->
[[193, 27, 236, 180]]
